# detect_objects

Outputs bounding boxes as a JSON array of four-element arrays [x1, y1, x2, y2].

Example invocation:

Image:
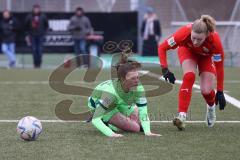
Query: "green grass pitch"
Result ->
[[0, 67, 240, 160]]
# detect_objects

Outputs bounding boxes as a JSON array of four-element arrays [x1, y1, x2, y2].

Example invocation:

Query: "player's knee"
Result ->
[[129, 122, 140, 132], [201, 87, 212, 95], [183, 72, 195, 85]]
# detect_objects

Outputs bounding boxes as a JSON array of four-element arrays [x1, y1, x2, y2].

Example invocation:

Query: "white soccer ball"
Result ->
[[17, 116, 42, 141]]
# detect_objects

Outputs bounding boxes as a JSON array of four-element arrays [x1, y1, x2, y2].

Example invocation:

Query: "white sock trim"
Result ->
[[179, 112, 187, 116], [207, 104, 216, 108]]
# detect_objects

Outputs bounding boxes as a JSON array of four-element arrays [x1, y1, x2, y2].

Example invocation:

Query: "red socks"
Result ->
[[202, 90, 215, 106], [178, 72, 195, 113], [178, 72, 216, 112]]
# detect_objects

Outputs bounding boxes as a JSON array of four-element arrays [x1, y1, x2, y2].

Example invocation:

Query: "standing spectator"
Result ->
[[141, 7, 161, 56], [0, 10, 19, 68], [25, 4, 48, 68], [68, 7, 93, 66]]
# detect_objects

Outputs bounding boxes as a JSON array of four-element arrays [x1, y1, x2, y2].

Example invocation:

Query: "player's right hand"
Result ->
[[110, 133, 123, 138], [162, 68, 176, 84]]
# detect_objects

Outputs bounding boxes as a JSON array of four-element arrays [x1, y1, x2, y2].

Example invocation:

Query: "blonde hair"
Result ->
[[192, 15, 216, 34]]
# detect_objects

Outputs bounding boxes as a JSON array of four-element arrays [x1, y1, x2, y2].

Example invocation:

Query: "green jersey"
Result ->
[[89, 79, 150, 136]]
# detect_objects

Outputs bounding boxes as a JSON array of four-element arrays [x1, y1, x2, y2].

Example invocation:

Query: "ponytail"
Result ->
[[115, 53, 141, 81], [200, 15, 216, 33], [192, 15, 216, 34]]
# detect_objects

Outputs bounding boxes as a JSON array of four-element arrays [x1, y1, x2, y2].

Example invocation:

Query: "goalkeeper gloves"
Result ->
[[162, 68, 176, 84], [215, 91, 226, 110]]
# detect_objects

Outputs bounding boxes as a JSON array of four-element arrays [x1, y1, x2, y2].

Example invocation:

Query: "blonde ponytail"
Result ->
[[200, 15, 216, 33], [192, 15, 216, 34]]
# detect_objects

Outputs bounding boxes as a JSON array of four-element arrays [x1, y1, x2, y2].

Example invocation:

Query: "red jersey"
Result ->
[[158, 24, 224, 91]]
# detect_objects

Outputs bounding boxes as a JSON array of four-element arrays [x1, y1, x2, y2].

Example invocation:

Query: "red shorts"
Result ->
[[177, 46, 216, 75]]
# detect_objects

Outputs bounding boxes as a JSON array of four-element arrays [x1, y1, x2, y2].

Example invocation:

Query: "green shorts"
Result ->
[[118, 104, 135, 117], [88, 97, 135, 122]]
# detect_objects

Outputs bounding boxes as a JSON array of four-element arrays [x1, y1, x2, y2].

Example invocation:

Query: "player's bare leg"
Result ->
[[109, 112, 140, 132], [128, 106, 162, 136], [200, 72, 216, 127]]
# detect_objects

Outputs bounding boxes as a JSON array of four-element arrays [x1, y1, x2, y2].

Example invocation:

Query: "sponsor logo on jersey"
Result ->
[[100, 96, 113, 108], [187, 43, 192, 48], [213, 54, 222, 62], [167, 37, 176, 47], [203, 46, 209, 53]]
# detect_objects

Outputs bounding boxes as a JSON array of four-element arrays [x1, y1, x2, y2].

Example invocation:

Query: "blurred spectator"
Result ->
[[141, 7, 161, 56], [68, 7, 93, 66], [25, 4, 48, 68], [0, 10, 19, 68]]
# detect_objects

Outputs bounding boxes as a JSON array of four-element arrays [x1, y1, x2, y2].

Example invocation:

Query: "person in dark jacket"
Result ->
[[25, 4, 48, 68], [141, 7, 161, 56], [0, 10, 19, 68], [68, 7, 93, 66]]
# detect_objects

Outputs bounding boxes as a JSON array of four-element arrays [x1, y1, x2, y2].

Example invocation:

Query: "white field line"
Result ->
[[194, 90, 230, 93], [1, 120, 240, 123], [151, 121, 240, 123], [140, 70, 240, 109], [176, 79, 240, 109], [0, 71, 239, 108], [195, 80, 240, 84]]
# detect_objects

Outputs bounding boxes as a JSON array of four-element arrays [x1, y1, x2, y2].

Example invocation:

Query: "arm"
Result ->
[[213, 33, 224, 91], [91, 104, 115, 137], [43, 14, 49, 31], [158, 25, 191, 68], [24, 15, 32, 46], [141, 21, 146, 37], [24, 14, 31, 36], [91, 93, 120, 137], [12, 17, 20, 32], [0, 22, 2, 34], [155, 20, 161, 38], [85, 17, 93, 35], [212, 32, 226, 110], [135, 86, 150, 134], [67, 17, 76, 31], [135, 88, 161, 136], [137, 103, 150, 134]]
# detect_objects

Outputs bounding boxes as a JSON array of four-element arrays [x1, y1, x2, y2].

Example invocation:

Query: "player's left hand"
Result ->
[[215, 91, 226, 110], [145, 132, 162, 137]]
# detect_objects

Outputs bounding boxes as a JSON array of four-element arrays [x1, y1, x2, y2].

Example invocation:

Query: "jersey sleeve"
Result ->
[[158, 24, 191, 68], [135, 85, 151, 134], [91, 92, 117, 137], [212, 32, 224, 91]]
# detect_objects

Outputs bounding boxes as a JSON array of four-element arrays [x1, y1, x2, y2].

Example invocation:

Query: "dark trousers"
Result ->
[[142, 35, 158, 56], [74, 39, 89, 66], [31, 36, 43, 68]]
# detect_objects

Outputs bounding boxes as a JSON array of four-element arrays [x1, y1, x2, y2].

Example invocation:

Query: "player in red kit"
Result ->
[[158, 15, 226, 130]]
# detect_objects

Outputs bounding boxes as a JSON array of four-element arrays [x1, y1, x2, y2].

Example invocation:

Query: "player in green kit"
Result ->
[[88, 54, 161, 137]]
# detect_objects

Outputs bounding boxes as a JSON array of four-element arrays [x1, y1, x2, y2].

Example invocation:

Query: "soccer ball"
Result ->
[[17, 116, 42, 141]]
